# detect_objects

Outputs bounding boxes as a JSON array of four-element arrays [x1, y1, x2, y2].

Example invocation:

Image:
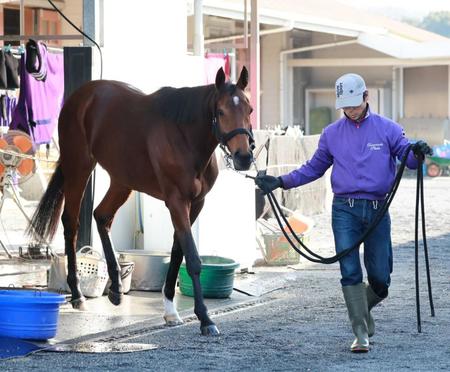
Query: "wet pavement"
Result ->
[[0, 255, 301, 347]]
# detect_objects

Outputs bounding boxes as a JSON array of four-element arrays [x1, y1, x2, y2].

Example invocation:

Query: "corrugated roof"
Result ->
[[203, 0, 450, 53]]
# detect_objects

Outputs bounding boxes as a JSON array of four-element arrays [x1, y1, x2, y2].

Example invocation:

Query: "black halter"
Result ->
[[212, 117, 255, 155]]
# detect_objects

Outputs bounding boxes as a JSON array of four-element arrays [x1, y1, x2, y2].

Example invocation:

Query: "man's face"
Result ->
[[342, 97, 367, 120]]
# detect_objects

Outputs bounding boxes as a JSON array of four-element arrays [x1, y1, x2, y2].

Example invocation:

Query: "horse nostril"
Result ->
[[233, 150, 253, 171], [234, 150, 252, 161]]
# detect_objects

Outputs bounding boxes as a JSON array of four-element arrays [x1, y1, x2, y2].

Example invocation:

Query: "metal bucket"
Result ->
[[117, 251, 170, 291], [119, 261, 135, 294], [103, 261, 135, 295]]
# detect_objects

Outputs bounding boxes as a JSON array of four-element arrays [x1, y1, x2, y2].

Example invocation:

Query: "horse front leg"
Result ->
[[61, 210, 86, 310], [163, 199, 205, 327], [167, 197, 219, 336], [162, 236, 184, 326], [179, 230, 219, 336]]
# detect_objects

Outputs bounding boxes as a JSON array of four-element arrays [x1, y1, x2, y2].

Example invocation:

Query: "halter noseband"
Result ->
[[212, 117, 255, 155]]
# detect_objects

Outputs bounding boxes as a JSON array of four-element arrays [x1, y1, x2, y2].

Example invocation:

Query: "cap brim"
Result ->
[[335, 93, 363, 110]]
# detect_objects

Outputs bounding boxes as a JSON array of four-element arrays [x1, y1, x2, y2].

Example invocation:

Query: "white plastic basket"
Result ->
[[77, 246, 108, 298], [47, 246, 108, 298]]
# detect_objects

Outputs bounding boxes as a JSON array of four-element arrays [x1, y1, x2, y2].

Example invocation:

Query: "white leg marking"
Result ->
[[162, 284, 183, 326]]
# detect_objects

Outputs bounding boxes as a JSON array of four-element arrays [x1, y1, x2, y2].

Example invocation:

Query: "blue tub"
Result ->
[[0, 290, 66, 340]]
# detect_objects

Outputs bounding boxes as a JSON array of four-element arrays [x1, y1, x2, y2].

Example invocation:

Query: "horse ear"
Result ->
[[236, 66, 249, 90], [215, 67, 226, 90]]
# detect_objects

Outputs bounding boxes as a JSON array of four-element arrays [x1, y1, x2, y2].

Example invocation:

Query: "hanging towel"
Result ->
[[0, 50, 7, 89], [0, 95, 17, 127], [10, 40, 64, 145], [4, 51, 20, 89], [0, 50, 20, 89]]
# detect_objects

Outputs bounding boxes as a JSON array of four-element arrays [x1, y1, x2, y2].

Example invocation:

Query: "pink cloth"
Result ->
[[204, 53, 230, 84]]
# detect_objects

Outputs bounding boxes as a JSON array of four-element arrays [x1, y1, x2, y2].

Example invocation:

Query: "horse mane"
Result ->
[[152, 82, 236, 126]]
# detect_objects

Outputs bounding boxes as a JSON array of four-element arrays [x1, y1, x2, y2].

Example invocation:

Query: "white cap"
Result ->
[[335, 73, 367, 109]]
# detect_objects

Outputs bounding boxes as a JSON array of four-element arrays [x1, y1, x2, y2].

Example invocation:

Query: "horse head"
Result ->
[[213, 66, 254, 171]]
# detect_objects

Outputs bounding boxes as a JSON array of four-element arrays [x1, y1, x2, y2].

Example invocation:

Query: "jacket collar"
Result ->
[[344, 103, 370, 125]]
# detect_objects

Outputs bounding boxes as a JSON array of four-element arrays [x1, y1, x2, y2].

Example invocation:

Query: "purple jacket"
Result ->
[[280, 110, 418, 200]]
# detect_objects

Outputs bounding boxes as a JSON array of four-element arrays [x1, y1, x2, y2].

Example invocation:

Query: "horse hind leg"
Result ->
[[61, 163, 96, 310], [93, 182, 132, 306], [163, 199, 205, 327]]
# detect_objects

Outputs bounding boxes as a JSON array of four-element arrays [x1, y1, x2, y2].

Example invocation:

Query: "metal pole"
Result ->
[[83, 0, 96, 46], [448, 65, 450, 119], [244, 0, 248, 49], [250, 0, 260, 129], [20, 0, 25, 36], [194, 0, 204, 56], [399, 66, 404, 119], [392, 67, 397, 121]]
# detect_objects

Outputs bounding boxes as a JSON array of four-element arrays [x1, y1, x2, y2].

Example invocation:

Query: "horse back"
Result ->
[[58, 80, 216, 201]]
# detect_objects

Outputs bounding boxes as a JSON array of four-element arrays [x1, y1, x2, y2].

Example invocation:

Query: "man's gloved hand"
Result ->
[[412, 140, 433, 158], [255, 174, 283, 195]]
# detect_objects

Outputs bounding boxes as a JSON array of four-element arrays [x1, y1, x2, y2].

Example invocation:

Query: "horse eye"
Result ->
[[249, 107, 253, 114], [217, 109, 225, 116]]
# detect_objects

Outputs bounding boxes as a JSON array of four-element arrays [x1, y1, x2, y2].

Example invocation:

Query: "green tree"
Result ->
[[419, 11, 450, 38]]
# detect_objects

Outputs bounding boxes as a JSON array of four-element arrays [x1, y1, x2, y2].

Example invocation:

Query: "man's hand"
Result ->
[[255, 175, 283, 195], [412, 140, 433, 159]]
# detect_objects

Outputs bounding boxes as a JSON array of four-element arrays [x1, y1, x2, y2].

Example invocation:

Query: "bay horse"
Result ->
[[27, 67, 254, 336]]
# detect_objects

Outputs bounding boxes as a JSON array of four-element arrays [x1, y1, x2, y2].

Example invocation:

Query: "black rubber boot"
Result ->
[[366, 283, 384, 337]]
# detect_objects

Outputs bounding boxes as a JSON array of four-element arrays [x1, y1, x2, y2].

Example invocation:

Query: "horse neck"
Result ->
[[187, 85, 219, 163]]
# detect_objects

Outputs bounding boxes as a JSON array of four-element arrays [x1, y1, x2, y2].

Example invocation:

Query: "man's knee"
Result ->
[[340, 257, 362, 286]]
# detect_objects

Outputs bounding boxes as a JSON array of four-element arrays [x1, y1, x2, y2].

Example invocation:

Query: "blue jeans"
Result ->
[[331, 197, 392, 296]]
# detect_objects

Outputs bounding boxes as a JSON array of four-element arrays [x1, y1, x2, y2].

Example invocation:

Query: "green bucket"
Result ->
[[178, 256, 239, 298]]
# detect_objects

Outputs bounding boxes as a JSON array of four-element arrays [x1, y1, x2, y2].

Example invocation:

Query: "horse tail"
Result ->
[[27, 162, 65, 243]]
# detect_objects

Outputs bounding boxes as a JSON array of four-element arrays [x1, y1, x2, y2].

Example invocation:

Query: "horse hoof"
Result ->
[[71, 297, 87, 310], [108, 289, 123, 306], [201, 324, 220, 336], [164, 314, 184, 327]]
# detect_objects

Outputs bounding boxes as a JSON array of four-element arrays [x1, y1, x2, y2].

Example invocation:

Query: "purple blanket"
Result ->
[[10, 41, 64, 145]]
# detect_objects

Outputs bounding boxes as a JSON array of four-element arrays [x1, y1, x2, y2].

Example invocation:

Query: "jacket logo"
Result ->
[[367, 143, 383, 151]]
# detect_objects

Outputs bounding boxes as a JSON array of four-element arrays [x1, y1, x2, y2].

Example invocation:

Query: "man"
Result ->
[[255, 73, 432, 353]]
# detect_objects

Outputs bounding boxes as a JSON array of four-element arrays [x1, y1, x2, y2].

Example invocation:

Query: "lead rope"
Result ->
[[258, 144, 434, 332], [262, 146, 408, 264], [414, 155, 435, 332], [222, 139, 434, 331]]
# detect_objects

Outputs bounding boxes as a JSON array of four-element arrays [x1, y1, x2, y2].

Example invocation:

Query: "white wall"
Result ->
[[195, 167, 258, 271], [261, 32, 288, 129], [91, 1, 206, 254], [404, 66, 449, 119], [100, 0, 204, 92]]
